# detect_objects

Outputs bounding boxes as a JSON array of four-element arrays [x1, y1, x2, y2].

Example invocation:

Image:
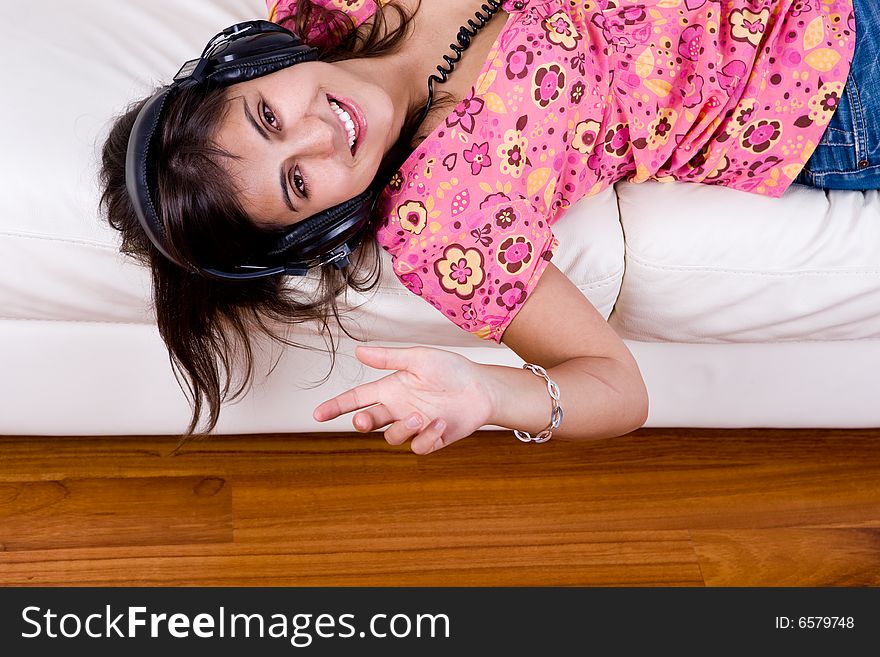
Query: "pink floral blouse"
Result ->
[[268, 0, 856, 343]]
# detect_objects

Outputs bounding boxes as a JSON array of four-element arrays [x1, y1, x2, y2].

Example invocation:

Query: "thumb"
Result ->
[[355, 345, 417, 371]]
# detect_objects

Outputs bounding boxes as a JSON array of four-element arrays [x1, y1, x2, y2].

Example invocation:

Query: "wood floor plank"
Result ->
[[0, 428, 876, 585], [0, 530, 701, 586], [0, 477, 232, 552], [690, 528, 880, 586]]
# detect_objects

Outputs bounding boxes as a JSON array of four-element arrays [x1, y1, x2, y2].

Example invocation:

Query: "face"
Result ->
[[214, 61, 400, 228]]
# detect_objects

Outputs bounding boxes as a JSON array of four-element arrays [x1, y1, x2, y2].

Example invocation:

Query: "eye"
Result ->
[[292, 166, 309, 199], [261, 101, 278, 129]]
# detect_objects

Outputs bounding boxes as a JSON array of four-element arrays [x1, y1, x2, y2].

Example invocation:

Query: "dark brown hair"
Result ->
[[98, 0, 453, 445]]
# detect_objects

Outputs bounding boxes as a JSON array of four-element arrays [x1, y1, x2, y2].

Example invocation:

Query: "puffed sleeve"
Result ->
[[376, 196, 559, 343], [266, 0, 384, 49]]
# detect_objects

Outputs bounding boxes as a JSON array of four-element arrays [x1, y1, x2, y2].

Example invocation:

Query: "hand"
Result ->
[[312, 345, 494, 454]]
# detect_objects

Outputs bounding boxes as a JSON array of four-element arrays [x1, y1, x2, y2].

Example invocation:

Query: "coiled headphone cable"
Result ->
[[417, 0, 503, 127]]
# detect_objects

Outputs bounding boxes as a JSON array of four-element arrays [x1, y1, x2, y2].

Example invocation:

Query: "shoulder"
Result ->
[[266, 0, 391, 48], [373, 190, 559, 342]]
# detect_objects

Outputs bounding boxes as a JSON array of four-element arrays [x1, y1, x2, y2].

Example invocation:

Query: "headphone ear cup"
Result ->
[[266, 189, 376, 260]]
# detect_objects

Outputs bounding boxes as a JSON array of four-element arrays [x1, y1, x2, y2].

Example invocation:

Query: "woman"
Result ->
[[100, 0, 868, 454]]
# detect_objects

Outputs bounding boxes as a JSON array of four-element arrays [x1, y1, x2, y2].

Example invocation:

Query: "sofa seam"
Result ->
[[4, 316, 878, 344], [624, 248, 880, 276], [0, 230, 119, 251], [617, 336, 880, 344], [0, 317, 152, 326]]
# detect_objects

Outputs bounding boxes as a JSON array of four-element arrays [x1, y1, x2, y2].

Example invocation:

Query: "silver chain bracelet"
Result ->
[[513, 363, 564, 443]]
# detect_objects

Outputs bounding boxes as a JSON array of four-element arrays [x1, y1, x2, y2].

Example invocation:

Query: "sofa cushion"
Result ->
[[611, 181, 880, 342]]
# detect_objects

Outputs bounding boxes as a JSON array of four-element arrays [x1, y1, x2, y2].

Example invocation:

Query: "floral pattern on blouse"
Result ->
[[268, 0, 856, 343]]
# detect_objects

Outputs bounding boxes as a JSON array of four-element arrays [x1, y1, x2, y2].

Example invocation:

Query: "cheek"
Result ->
[[302, 165, 361, 218]]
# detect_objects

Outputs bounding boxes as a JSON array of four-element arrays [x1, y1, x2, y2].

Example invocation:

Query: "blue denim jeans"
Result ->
[[793, 0, 880, 190]]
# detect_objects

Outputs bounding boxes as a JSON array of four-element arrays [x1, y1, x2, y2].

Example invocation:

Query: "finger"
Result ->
[[383, 412, 429, 446], [312, 380, 383, 422], [410, 418, 448, 455], [352, 404, 395, 432], [355, 345, 424, 372]]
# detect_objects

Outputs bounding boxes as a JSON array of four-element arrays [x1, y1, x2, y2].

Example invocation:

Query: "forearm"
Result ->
[[481, 356, 649, 440]]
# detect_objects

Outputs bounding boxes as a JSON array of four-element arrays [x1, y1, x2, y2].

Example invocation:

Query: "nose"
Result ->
[[289, 112, 340, 159]]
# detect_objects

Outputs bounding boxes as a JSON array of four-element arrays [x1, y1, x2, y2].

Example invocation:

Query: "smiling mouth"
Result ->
[[328, 97, 359, 155]]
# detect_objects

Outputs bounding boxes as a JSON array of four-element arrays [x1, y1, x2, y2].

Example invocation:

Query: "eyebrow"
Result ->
[[242, 100, 298, 214]]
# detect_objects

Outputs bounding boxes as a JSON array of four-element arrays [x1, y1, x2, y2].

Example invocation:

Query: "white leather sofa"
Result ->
[[3, 0, 879, 436]]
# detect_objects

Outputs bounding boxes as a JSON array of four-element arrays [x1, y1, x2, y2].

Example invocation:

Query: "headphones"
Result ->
[[125, 20, 380, 281]]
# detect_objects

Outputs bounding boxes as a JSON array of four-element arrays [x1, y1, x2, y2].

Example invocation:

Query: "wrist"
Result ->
[[478, 362, 502, 429], [480, 362, 556, 434], [471, 361, 504, 430]]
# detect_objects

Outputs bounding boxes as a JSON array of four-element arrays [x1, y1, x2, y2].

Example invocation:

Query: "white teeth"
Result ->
[[329, 100, 357, 151]]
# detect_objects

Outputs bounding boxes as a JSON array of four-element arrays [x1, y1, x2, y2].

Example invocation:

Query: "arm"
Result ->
[[312, 262, 649, 454], [483, 261, 649, 440]]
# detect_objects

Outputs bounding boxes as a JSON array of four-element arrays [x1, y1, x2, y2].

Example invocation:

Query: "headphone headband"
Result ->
[[124, 20, 379, 281]]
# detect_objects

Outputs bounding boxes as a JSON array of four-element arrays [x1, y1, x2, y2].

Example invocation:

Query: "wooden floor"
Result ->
[[0, 428, 878, 586]]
